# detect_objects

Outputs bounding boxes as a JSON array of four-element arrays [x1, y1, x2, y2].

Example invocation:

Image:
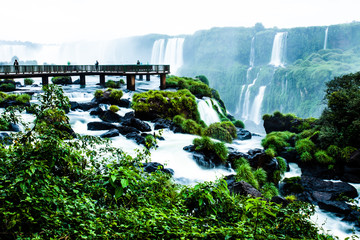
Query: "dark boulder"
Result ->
[[117, 126, 140, 135], [237, 128, 252, 140], [0, 100, 31, 108], [263, 114, 303, 134], [87, 121, 117, 130], [153, 118, 172, 130], [99, 110, 122, 123], [125, 132, 145, 145], [227, 150, 249, 168], [123, 118, 151, 132], [270, 196, 289, 207], [134, 111, 161, 121], [89, 107, 104, 116], [100, 129, 120, 138], [142, 162, 174, 175], [183, 144, 225, 168], [70, 101, 98, 111], [227, 180, 262, 198], [9, 123, 21, 132]]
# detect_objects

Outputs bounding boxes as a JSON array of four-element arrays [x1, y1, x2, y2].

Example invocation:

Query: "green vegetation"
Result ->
[[51, 76, 72, 84], [24, 78, 34, 85], [0, 85, 337, 239], [132, 89, 200, 121], [261, 131, 295, 155], [233, 119, 245, 128], [109, 105, 119, 113], [204, 121, 237, 143], [193, 136, 228, 163], [0, 92, 31, 105], [105, 80, 122, 88]]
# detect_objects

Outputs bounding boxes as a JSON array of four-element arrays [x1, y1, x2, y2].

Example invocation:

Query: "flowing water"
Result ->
[[269, 32, 288, 67], [324, 27, 329, 50]]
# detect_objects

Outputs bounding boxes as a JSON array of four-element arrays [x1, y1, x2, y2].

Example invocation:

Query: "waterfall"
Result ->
[[235, 85, 246, 115], [249, 37, 255, 67], [324, 27, 329, 50], [150, 38, 184, 75], [269, 32, 288, 67], [197, 97, 221, 126], [150, 39, 166, 64], [241, 71, 260, 120], [249, 86, 266, 125]]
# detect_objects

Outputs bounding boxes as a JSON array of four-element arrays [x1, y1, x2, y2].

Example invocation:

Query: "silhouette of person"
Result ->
[[95, 60, 99, 71], [137, 60, 140, 65], [14, 59, 19, 74]]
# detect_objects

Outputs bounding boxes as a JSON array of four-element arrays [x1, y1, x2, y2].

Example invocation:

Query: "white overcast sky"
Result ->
[[1, 0, 359, 44]]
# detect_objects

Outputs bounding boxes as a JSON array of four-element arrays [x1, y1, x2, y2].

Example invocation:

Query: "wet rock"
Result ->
[[271, 196, 289, 207], [123, 118, 151, 132], [70, 101, 98, 111], [89, 107, 104, 116], [0, 132, 12, 144], [99, 110, 122, 123], [100, 128, 120, 138], [237, 128, 252, 140], [142, 162, 174, 175], [87, 121, 117, 130], [125, 132, 145, 145], [117, 126, 140, 135], [227, 180, 262, 198]]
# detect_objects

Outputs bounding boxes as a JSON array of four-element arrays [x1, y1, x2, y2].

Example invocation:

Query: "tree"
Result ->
[[319, 72, 360, 148]]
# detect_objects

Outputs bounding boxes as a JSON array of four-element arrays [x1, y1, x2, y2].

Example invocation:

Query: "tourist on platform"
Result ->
[[14, 59, 19, 74], [137, 60, 140, 65], [95, 60, 99, 70]]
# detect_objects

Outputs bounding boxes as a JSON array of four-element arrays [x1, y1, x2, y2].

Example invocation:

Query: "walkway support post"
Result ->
[[99, 74, 105, 86], [80, 74, 86, 85], [42, 76, 48, 85], [160, 73, 166, 90], [127, 75, 135, 91], [146, 75, 150, 81], [139, 75, 143, 80]]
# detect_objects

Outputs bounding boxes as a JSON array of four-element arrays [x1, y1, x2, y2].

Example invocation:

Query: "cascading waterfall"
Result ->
[[197, 97, 221, 126], [235, 85, 246, 115], [269, 32, 288, 67], [150, 38, 185, 75], [249, 86, 266, 125], [163, 38, 184, 75], [150, 39, 166, 64], [324, 27, 329, 50], [241, 72, 259, 120]]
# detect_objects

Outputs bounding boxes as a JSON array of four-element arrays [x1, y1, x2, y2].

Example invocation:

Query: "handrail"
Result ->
[[0, 64, 170, 75]]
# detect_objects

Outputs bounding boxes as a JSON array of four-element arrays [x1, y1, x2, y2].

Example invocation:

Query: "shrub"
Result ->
[[261, 182, 279, 199], [24, 78, 34, 85], [51, 76, 72, 84], [94, 90, 104, 98], [276, 156, 287, 174], [173, 115, 185, 126], [109, 105, 119, 113], [195, 75, 209, 86], [253, 168, 267, 186], [15, 94, 31, 104], [204, 123, 233, 143], [265, 148, 276, 158], [233, 120, 245, 128], [295, 138, 316, 156], [261, 131, 295, 154], [182, 119, 202, 135], [314, 150, 335, 165], [105, 80, 120, 88], [193, 136, 228, 163], [235, 162, 259, 189], [0, 117, 10, 131], [0, 83, 16, 92], [109, 89, 123, 102], [300, 151, 313, 162]]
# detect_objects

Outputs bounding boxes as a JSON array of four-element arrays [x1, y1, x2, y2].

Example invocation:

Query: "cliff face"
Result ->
[[179, 22, 360, 123]]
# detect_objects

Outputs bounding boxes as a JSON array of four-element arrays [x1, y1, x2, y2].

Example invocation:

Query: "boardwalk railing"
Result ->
[[0, 64, 170, 75]]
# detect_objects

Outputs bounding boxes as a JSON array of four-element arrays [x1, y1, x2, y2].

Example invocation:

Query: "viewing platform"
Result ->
[[0, 64, 170, 90]]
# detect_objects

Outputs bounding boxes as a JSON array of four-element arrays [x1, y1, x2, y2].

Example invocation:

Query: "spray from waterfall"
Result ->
[[324, 27, 329, 50], [197, 98, 221, 126], [249, 86, 266, 125], [269, 32, 288, 67], [150, 38, 184, 75]]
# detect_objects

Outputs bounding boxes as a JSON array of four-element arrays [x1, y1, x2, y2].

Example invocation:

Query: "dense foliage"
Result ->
[[0, 85, 338, 239], [132, 89, 200, 121], [51, 76, 72, 85]]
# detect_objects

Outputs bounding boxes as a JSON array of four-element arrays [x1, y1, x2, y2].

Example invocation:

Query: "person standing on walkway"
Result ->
[[95, 60, 99, 71], [14, 59, 19, 74]]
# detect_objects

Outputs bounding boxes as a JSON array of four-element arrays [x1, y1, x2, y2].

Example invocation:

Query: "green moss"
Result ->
[[193, 136, 228, 163], [204, 122, 233, 143], [105, 80, 121, 88], [51, 76, 72, 84], [132, 89, 200, 122], [15, 94, 31, 104], [295, 138, 316, 155], [94, 90, 104, 98], [109, 105, 119, 113], [314, 150, 335, 165], [276, 156, 287, 174], [233, 120, 245, 128], [261, 131, 295, 154], [235, 161, 259, 189], [24, 78, 34, 85], [109, 89, 123, 102], [182, 119, 202, 135]]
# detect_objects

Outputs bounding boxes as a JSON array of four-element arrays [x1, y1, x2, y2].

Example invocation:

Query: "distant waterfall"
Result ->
[[324, 27, 329, 50], [150, 38, 184, 75], [241, 72, 259, 120], [249, 37, 255, 67], [197, 98, 221, 126], [249, 86, 266, 125], [150, 39, 165, 64], [235, 85, 246, 115], [269, 32, 288, 67]]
